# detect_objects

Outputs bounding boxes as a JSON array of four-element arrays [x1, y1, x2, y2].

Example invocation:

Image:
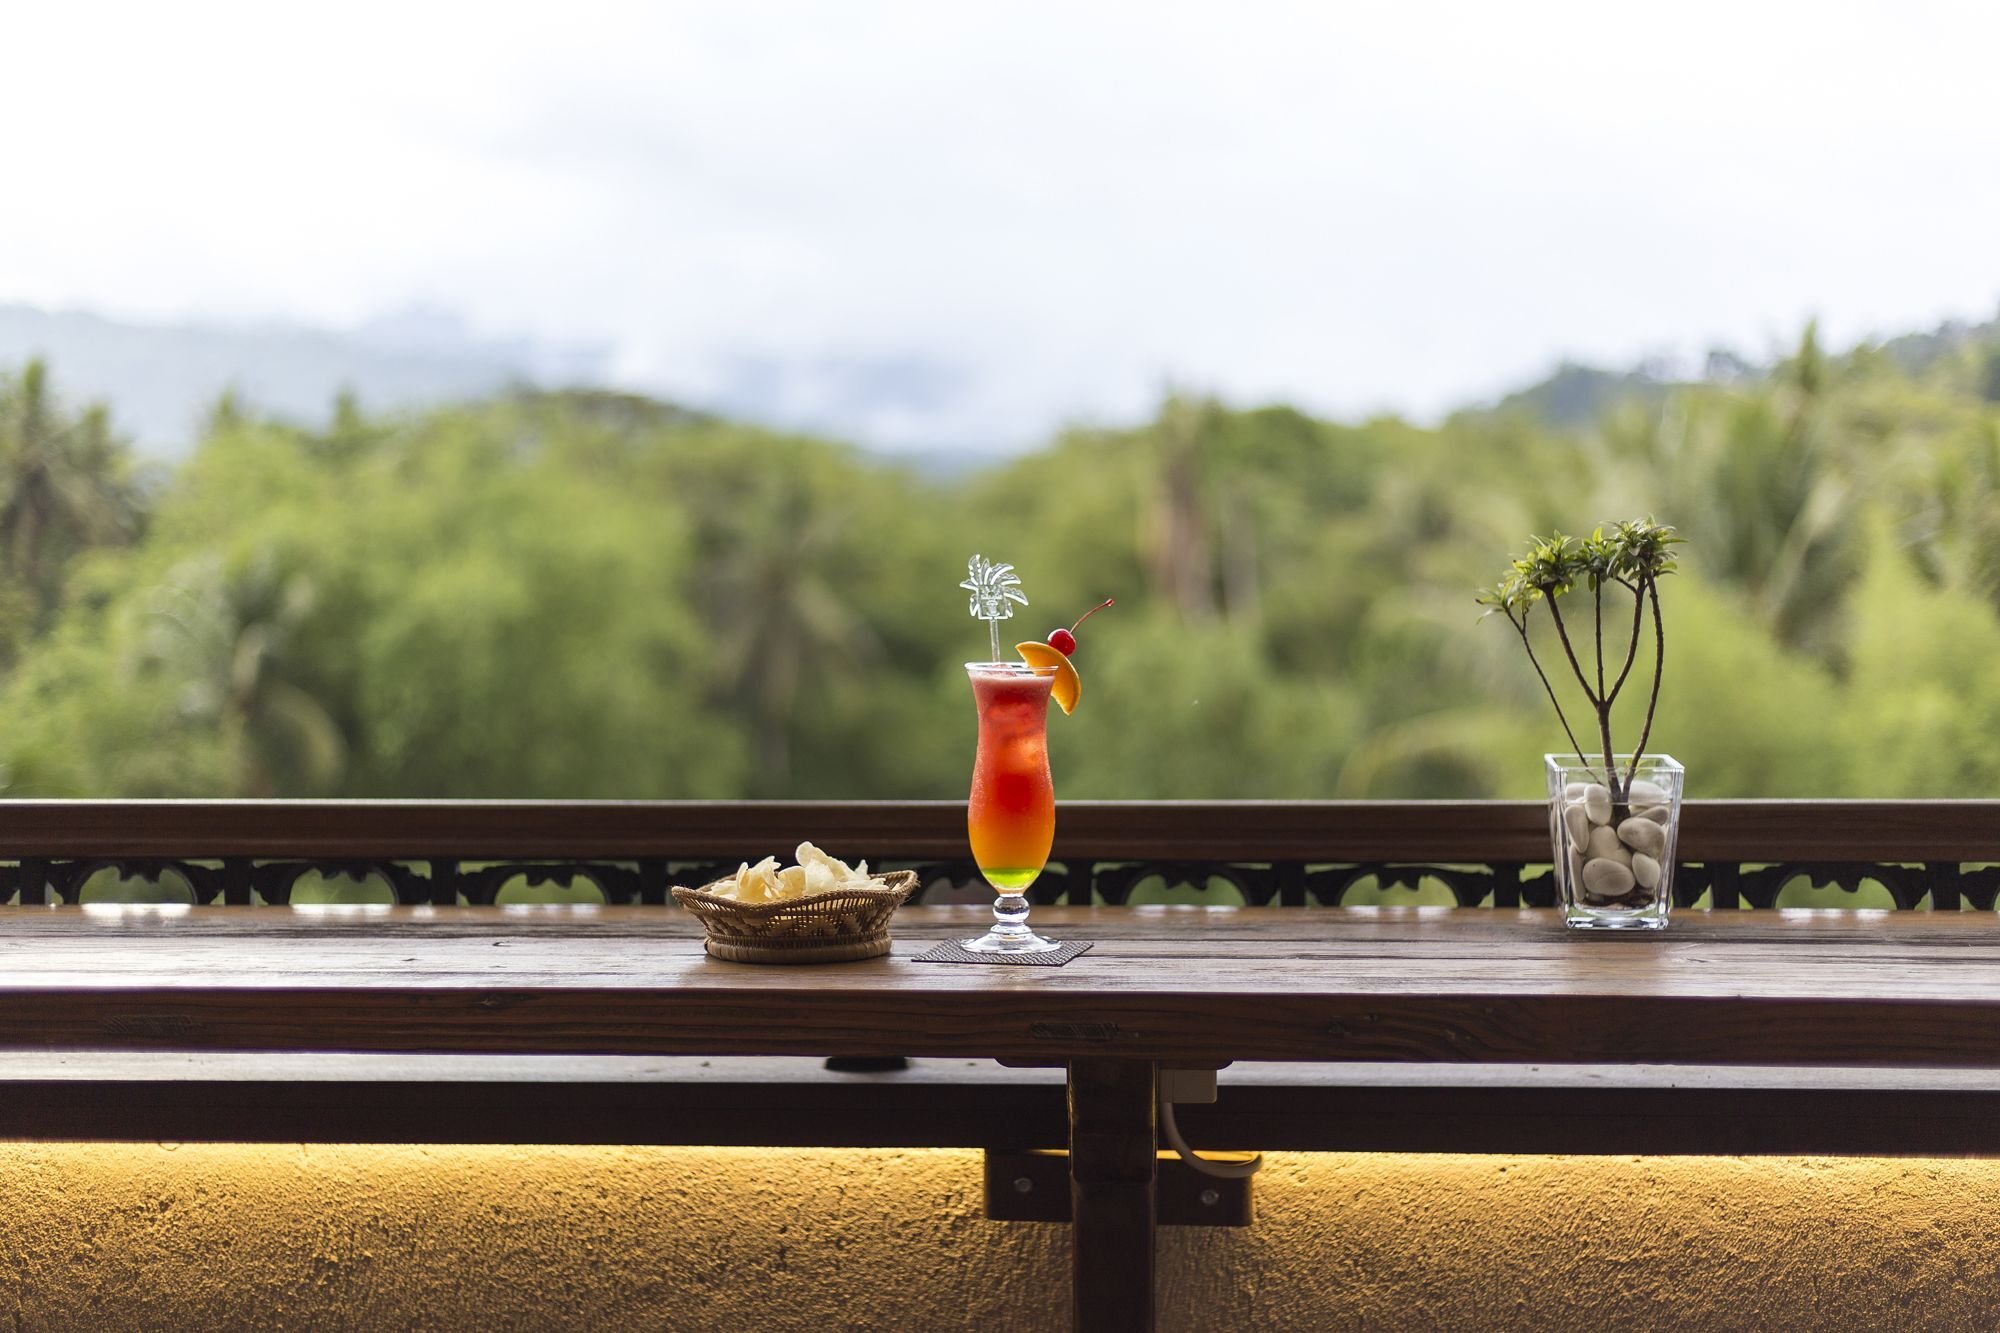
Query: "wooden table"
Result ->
[[8, 904, 2000, 1331]]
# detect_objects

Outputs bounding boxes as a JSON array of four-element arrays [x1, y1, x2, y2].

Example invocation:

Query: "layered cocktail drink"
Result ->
[[964, 661, 1059, 951], [956, 555, 1109, 955]]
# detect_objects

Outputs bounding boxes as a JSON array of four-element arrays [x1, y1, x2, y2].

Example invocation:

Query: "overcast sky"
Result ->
[[4, 0, 1998, 450]]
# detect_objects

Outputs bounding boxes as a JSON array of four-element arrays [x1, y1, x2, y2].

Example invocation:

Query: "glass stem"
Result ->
[[988, 618, 1001, 662], [991, 891, 1031, 938]]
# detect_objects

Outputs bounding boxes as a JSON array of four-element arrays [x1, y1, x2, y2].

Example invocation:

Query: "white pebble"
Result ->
[[1632, 853, 1662, 889], [1586, 825, 1631, 865], [1627, 778, 1670, 807], [1582, 858, 1636, 897], [1637, 804, 1671, 824], [1563, 804, 1590, 847], [1564, 782, 1589, 803], [1617, 817, 1666, 858], [1583, 784, 1612, 826]]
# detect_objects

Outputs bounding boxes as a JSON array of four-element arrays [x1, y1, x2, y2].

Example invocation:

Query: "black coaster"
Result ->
[[911, 939, 1094, 967]]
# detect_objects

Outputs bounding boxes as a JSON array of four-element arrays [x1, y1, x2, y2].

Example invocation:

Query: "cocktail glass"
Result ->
[[963, 660, 1061, 953]]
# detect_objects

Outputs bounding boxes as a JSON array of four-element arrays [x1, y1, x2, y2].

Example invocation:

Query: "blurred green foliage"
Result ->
[[4, 325, 2000, 801]]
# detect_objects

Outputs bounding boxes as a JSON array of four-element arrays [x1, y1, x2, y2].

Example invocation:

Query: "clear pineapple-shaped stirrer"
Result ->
[[960, 554, 1026, 662]]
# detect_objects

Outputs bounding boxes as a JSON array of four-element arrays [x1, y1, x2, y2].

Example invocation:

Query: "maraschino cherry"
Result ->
[[1048, 599, 1114, 656]]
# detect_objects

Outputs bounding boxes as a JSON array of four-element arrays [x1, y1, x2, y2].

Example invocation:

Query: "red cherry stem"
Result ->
[[1069, 599, 1115, 634]]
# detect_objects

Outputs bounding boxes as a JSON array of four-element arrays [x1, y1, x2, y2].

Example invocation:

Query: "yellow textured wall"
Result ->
[[1, 1145, 1998, 1329]]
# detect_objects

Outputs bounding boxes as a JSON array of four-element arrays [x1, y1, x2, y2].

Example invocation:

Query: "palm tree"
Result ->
[[1596, 326, 1856, 654], [694, 454, 879, 791], [141, 551, 345, 797], [0, 360, 142, 630], [1141, 395, 1220, 620], [1912, 417, 2000, 608]]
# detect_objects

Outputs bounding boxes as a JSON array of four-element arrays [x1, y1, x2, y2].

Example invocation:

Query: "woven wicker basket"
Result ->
[[672, 869, 919, 963]]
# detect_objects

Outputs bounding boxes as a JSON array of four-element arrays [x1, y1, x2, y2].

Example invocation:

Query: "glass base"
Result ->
[[1563, 910, 1669, 931], [962, 927, 1063, 954], [965, 889, 1060, 952]]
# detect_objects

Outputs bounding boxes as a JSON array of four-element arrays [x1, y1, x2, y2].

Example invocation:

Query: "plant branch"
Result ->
[[1556, 586, 1618, 799], [1544, 597, 1601, 707], [1605, 578, 1646, 704], [1626, 574, 1666, 786], [1593, 579, 1605, 700], [1484, 520, 1679, 799], [1508, 609, 1590, 768], [1596, 707, 1619, 803]]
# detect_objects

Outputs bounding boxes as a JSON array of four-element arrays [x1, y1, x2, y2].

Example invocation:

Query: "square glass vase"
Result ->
[[1545, 754, 1684, 931]]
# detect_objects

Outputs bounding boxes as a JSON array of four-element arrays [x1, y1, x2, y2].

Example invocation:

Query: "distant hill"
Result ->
[[1481, 310, 2000, 428], [1487, 361, 1677, 428], [0, 303, 996, 460], [0, 304, 607, 456], [6, 300, 1999, 458], [1875, 314, 2000, 376]]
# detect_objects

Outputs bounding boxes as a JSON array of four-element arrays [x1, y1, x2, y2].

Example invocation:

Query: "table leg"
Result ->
[[1068, 1058, 1157, 1332]]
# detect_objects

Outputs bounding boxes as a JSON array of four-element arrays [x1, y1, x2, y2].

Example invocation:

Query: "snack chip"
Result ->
[[707, 843, 877, 902]]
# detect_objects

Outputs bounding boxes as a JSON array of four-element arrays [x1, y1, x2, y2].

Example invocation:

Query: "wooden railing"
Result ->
[[0, 799, 1993, 909]]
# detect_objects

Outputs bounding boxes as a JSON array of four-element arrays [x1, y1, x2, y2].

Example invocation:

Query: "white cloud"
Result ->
[[2, 0, 1997, 448]]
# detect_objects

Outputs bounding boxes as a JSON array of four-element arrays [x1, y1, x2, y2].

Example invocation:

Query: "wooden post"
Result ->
[[1068, 1058, 1157, 1332]]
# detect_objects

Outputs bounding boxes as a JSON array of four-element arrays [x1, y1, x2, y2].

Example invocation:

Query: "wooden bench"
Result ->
[[17, 1051, 2000, 1158]]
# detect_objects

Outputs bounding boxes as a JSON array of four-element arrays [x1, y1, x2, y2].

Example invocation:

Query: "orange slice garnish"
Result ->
[[1015, 641, 1081, 714]]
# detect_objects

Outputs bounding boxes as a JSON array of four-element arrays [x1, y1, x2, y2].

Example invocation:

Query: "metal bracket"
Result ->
[[983, 1149, 1254, 1227], [1159, 1067, 1217, 1104]]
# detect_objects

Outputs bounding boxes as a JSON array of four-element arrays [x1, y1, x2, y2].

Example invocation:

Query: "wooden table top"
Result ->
[[4, 905, 2000, 1066]]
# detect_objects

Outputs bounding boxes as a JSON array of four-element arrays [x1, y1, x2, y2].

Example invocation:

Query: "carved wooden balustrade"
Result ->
[[0, 800, 1992, 910]]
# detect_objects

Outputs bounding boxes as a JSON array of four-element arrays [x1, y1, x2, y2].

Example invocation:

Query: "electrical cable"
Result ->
[[1158, 1091, 1262, 1179]]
